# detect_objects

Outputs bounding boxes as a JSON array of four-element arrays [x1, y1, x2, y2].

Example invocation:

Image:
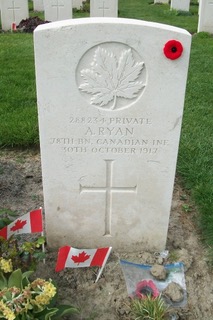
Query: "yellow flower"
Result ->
[[35, 293, 51, 306], [0, 258, 13, 273], [0, 301, 15, 320], [43, 282, 56, 298]]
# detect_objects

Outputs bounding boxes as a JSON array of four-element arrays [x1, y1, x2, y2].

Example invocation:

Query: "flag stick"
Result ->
[[40, 207, 46, 264], [95, 247, 112, 283]]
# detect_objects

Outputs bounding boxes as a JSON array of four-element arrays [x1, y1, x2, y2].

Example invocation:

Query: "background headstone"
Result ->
[[34, 18, 191, 251], [72, 0, 83, 10], [43, 0, 72, 22], [0, 0, 29, 30], [198, 0, 213, 33], [154, 0, 169, 4], [90, 0, 118, 17], [170, 0, 190, 11], [33, 0, 44, 11]]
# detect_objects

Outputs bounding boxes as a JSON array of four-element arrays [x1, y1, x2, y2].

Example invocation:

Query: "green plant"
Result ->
[[182, 204, 192, 213], [0, 267, 78, 319], [131, 295, 168, 320], [0, 210, 19, 230], [0, 236, 45, 272]]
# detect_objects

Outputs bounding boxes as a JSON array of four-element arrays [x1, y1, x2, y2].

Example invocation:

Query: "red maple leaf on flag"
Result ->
[[71, 251, 90, 265], [10, 219, 27, 232]]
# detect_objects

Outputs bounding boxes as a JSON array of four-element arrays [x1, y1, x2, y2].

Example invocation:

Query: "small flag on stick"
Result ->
[[55, 246, 112, 282], [0, 209, 43, 239]]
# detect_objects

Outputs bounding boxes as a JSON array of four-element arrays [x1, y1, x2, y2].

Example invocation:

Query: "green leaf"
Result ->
[[22, 270, 34, 287], [0, 272, 7, 289], [8, 269, 23, 289], [36, 236, 46, 245], [52, 305, 79, 319], [35, 307, 58, 320], [22, 270, 34, 279]]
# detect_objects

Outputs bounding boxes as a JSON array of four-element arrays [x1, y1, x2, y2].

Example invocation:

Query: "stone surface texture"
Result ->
[[72, 0, 83, 9], [154, 0, 169, 3], [198, 0, 213, 33], [150, 264, 167, 280], [90, 0, 118, 17], [171, 0, 190, 11], [163, 281, 184, 303], [0, 0, 29, 30], [34, 18, 191, 250], [43, 0, 72, 22], [33, 0, 44, 11]]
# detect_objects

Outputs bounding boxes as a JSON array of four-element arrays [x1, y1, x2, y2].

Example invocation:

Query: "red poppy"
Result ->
[[135, 280, 159, 299], [163, 40, 183, 60]]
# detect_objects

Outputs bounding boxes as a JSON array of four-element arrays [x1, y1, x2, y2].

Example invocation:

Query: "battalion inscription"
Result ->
[[49, 116, 169, 156]]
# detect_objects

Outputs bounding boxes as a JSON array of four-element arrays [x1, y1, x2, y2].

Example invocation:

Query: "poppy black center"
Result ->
[[140, 286, 154, 296], [171, 46, 177, 53]]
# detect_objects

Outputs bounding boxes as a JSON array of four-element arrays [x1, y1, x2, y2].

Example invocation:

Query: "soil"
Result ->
[[0, 149, 213, 320]]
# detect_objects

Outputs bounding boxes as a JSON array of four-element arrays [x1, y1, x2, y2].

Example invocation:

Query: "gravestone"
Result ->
[[33, 0, 44, 11], [72, 0, 83, 10], [90, 0, 118, 17], [171, 0, 190, 11], [154, 0, 169, 4], [34, 18, 191, 251], [43, 0, 72, 22], [0, 0, 29, 30], [198, 0, 213, 33]]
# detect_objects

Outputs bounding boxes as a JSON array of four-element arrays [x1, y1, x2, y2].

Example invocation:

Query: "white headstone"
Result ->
[[34, 18, 191, 251], [33, 0, 44, 11], [154, 0, 169, 4], [171, 0, 190, 11], [43, 0, 72, 22], [0, 0, 29, 30], [72, 0, 83, 10], [90, 0, 118, 17], [198, 0, 213, 33]]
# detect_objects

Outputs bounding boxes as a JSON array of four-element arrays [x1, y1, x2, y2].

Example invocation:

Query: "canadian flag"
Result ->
[[55, 246, 112, 272], [0, 209, 43, 239]]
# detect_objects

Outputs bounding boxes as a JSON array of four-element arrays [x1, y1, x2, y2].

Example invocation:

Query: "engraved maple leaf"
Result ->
[[79, 47, 145, 110], [71, 251, 90, 265]]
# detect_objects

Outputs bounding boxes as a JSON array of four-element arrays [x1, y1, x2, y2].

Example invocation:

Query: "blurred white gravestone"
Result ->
[[72, 0, 83, 9], [34, 18, 191, 251], [0, 0, 29, 30], [198, 0, 213, 33], [33, 0, 44, 11], [154, 0, 169, 4], [171, 0, 190, 11], [43, 0, 72, 21], [90, 0, 118, 17]]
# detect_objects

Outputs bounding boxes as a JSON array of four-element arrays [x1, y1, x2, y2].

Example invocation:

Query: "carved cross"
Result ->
[[98, 0, 110, 17], [80, 160, 137, 236], [51, 0, 64, 20], [8, 1, 20, 22]]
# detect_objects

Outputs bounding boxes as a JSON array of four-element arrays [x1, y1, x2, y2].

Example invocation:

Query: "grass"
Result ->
[[131, 295, 168, 320], [0, 1, 213, 255], [178, 32, 213, 252]]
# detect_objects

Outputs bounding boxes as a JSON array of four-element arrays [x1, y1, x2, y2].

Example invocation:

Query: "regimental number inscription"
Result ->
[[77, 43, 147, 111]]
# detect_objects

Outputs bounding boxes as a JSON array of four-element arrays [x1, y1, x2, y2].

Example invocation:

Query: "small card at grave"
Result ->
[[34, 18, 191, 251]]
